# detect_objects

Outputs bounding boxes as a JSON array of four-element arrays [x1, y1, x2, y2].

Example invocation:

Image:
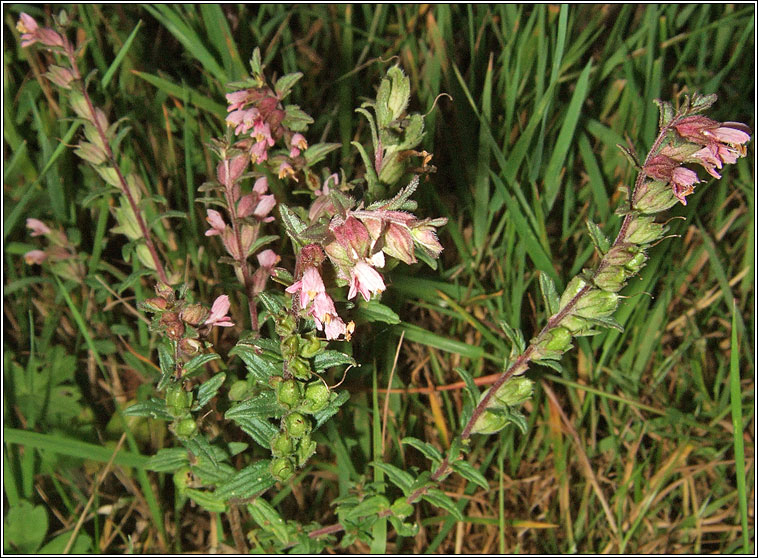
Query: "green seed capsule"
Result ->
[[270, 457, 295, 482], [302, 382, 330, 413], [280, 335, 300, 360], [271, 432, 295, 457], [543, 327, 572, 352], [299, 335, 323, 359], [277, 379, 303, 409], [174, 417, 198, 439], [173, 466, 192, 494], [289, 357, 311, 380], [283, 412, 310, 438]]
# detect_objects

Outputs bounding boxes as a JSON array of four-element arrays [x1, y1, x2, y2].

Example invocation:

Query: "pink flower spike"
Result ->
[[205, 295, 234, 327], [26, 218, 51, 237], [348, 261, 386, 301], [205, 209, 226, 236]]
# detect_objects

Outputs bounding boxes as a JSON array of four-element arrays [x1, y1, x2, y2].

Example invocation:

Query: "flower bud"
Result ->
[[283, 412, 310, 438], [624, 250, 647, 274], [492, 376, 534, 407], [275, 314, 297, 337], [155, 282, 175, 303], [271, 432, 295, 457], [270, 457, 295, 482], [276, 379, 303, 409], [574, 290, 618, 319]]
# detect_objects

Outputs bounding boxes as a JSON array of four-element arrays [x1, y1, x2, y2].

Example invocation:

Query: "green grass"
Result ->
[[3, 4, 754, 554]]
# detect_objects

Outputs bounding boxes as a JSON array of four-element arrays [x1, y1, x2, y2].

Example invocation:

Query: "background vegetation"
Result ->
[[3, 4, 754, 553]]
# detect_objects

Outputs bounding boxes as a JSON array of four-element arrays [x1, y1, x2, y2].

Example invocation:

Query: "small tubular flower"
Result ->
[[204, 209, 226, 236], [348, 261, 386, 301], [204, 295, 234, 327]]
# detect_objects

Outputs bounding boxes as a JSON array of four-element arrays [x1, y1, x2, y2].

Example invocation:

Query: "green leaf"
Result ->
[[586, 220, 611, 254], [124, 398, 173, 420], [353, 299, 401, 324], [401, 437, 443, 464], [3, 501, 48, 553], [145, 448, 189, 472], [303, 142, 341, 167], [182, 353, 220, 377], [282, 105, 314, 131], [498, 320, 526, 354], [39, 532, 91, 554], [539, 273, 560, 316], [248, 499, 289, 545], [194, 372, 226, 410], [225, 391, 281, 420], [230, 415, 278, 449], [230, 343, 280, 382], [214, 461, 276, 500], [184, 488, 226, 512], [422, 489, 464, 521], [350, 495, 391, 518], [278, 204, 308, 247], [274, 72, 303, 99], [157, 341, 175, 390], [388, 515, 419, 537], [370, 462, 414, 494], [256, 291, 287, 316], [313, 390, 350, 429], [450, 459, 489, 490], [184, 435, 219, 469], [313, 350, 357, 371]]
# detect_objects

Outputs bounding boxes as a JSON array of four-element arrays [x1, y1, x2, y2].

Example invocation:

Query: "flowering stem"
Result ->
[[63, 40, 169, 285], [220, 157, 259, 333], [308, 114, 687, 541]]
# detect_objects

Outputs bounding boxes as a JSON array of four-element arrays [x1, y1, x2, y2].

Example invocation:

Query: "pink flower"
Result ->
[[278, 161, 296, 180], [24, 250, 47, 265], [204, 295, 234, 327], [348, 261, 386, 301], [204, 209, 226, 236], [17, 13, 65, 49], [226, 90, 249, 112], [289, 133, 308, 158], [26, 218, 51, 237], [252, 249, 280, 294], [250, 140, 269, 164], [286, 267, 326, 310], [670, 167, 701, 205]]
